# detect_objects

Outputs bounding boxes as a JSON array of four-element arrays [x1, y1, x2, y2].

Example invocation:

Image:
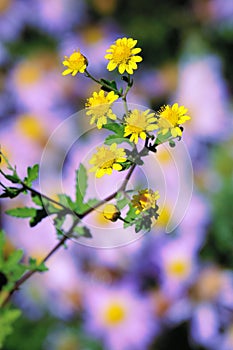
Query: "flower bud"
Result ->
[[103, 204, 120, 222]]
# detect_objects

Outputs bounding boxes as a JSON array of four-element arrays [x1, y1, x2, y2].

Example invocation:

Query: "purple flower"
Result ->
[[83, 283, 157, 350]]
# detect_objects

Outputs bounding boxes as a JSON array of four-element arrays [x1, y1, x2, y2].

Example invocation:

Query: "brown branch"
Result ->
[[1, 164, 137, 307]]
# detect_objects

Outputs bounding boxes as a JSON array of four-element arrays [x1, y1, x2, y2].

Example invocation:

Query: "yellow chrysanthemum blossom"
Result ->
[[132, 189, 160, 214], [157, 103, 190, 138], [62, 50, 87, 76], [86, 90, 119, 129], [105, 37, 142, 74], [103, 204, 120, 222], [89, 143, 127, 178], [124, 109, 158, 144]]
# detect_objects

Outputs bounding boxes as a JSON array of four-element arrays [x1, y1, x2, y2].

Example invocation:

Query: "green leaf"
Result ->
[[75, 163, 88, 213], [24, 164, 39, 186], [117, 197, 130, 210], [103, 122, 124, 135], [5, 207, 36, 218], [0, 308, 22, 348], [2, 174, 20, 184], [77, 198, 99, 214], [31, 193, 43, 206], [100, 78, 118, 93], [72, 226, 92, 238], [28, 258, 48, 272], [57, 194, 74, 208], [0, 186, 23, 199], [124, 205, 137, 228], [104, 134, 133, 146], [6, 249, 24, 267]]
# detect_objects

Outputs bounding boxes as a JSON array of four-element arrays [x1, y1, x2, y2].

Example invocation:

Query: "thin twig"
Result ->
[[1, 164, 137, 307]]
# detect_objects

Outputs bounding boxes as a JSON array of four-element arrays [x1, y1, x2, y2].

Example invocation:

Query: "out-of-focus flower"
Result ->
[[175, 55, 230, 147], [9, 53, 67, 110], [132, 189, 160, 214], [103, 204, 120, 222], [157, 103, 190, 138], [124, 109, 157, 144], [84, 284, 156, 350], [86, 90, 119, 129], [62, 50, 87, 76], [155, 235, 199, 297], [105, 37, 142, 74], [32, 0, 87, 35], [89, 143, 126, 178]]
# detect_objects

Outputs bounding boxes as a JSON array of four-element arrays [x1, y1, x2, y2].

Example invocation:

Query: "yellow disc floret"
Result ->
[[86, 90, 119, 129], [89, 143, 127, 178], [157, 103, 190, 138], [62, 50, 87, 76], [124, 109, 158, 144], [105, 37, 142, 74]]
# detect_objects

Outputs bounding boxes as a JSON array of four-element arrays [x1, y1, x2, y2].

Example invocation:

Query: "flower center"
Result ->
[[160, 108, 179, 127], [112, 45, 131, 64], [127, 112, 147, 132], [16, 114, 46, 143], [15, 62, 41, 86], [167, 259, 191, 278], [90, 97, 110, 116], [104, 302, 126, 325], [69, 53, 85, 70]]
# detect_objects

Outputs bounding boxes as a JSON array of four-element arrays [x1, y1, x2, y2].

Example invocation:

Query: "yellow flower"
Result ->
[[62, 50, 87, 76], [103, 204, 120, 222], [105, 37, 142, 74], [86, 90, 119, 129], [124, 109, 158, 144], [132, 189, 160, 214], [89, 143, 127, 178], [157, 103, 190, 138]]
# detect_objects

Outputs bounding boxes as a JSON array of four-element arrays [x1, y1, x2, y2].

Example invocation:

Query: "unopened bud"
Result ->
[[103, 204, 120, 222]]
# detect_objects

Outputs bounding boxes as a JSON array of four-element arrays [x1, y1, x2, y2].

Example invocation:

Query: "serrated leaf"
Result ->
[[72, 226, 92, 238], [5, 207, 36, 218], [25, 164, 39, 186], [75, 163, 88, 213], [57, 194, 74, 208]]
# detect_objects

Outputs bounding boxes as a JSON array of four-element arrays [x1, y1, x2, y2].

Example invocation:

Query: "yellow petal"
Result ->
[[118, 64, 126, 74], [113, 163, 122, 171], [107, 61, 117, 71], [132, 48, 142, 54], [62, 69, 72, 76]]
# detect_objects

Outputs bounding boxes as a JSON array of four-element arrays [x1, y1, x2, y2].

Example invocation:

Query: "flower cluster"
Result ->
[[132, 189, 160, 214], [60, 38, 191, 232]]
